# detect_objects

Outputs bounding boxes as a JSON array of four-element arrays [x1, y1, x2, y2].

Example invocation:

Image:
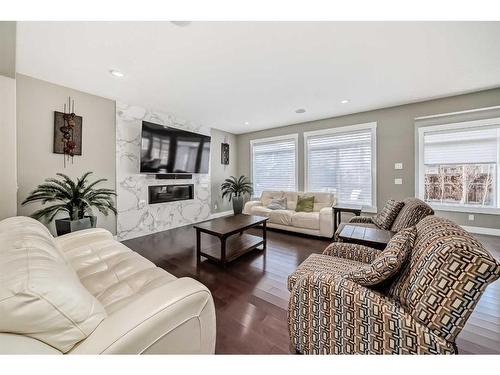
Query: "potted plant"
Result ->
[[22, 172, 117, 236], [221, 175, 253, 215]]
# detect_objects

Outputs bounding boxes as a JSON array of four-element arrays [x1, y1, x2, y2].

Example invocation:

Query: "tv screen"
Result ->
[[140, 121, 211, 174]]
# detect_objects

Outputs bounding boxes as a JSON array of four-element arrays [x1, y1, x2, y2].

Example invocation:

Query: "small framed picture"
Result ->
[[221, 142, 229, 165]]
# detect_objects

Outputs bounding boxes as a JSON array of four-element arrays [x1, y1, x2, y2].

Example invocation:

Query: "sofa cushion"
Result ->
[[295, 195, 315, 212], [260, 191, 284, 207], [251, 205, 272, 217], [283, 191, 298, 210], [372, 199, 404, 230], [346, 227, 416, 286], [390, 198, 433, 232], [267, 197, 287, 210], [62, 235, 177, 314], [291, 211, 320, 230], [311, 192, 334, 211], [0, 217, 107, 353], [268, 209, 294, 225], [287, 253, 365, 290]]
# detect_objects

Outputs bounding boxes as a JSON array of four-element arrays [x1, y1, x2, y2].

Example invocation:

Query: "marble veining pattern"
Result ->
[[116, 102, 211, 240]]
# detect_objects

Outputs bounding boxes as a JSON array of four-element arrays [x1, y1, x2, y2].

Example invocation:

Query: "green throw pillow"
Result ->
[[295, 195, 315, 212]]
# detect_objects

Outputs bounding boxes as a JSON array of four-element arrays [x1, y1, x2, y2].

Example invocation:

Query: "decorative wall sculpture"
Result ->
[[54, 96, 82, 167], [221, 142, 230, 165]]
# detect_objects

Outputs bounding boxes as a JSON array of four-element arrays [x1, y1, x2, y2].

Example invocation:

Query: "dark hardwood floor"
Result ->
[[123, 223, 500, 354]]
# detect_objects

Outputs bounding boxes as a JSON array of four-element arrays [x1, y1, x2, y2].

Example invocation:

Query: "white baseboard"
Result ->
[[461, 225, 500, 237], [210, 210, 233, 219]]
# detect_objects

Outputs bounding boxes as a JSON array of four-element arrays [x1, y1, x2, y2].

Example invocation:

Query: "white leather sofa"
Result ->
[[243, 191, 336, 238], [0, 216, 216, 354]]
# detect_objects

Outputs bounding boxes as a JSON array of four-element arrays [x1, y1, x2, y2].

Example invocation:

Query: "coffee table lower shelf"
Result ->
[[199, 233, 264, 265]]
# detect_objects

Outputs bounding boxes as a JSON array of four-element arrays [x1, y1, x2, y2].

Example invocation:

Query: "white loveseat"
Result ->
[[0, 216, 216, 354], [243, 191, 336, 238]]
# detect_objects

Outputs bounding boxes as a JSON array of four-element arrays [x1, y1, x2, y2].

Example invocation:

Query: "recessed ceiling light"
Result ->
[[171, 21, 192, 27], [340, 99, 350, 104], [110, 70, 124, 78], [244, 121, 249, 125], [295, 108, 306, 114]]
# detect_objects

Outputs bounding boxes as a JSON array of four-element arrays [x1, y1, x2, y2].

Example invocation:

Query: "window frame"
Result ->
[[304, 122, 377, 213], [416, 117, 500, 215], [249, 133, 299, 198]]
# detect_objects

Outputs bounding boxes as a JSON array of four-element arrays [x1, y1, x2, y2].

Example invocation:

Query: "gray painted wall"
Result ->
[[210, 128, 238, 213], [0, 22, 16, 79], [237, 88, 500, 230], [0, 75, 17, 219], [16, 74, 117, 235], [0, 22, 17, 220]]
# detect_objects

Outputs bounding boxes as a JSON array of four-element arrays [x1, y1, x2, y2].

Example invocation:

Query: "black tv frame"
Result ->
[[140, 121, 211, 175]]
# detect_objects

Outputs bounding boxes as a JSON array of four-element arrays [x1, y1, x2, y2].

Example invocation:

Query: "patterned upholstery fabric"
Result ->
[[322, 241, 381, 264], [390, 198, 433, 232], [385, 215, 500, 342], [288, 215, 500, 354], [371, 199, 404, 230], [287, 253, 365, 291], [348, 216, 373, 224], [346, 227, 416, 286], [288, 272, 456, 354], [288, 243, 382, 290]]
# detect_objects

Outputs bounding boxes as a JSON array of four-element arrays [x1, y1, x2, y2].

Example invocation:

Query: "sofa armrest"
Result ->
[[348, 215, 373, 224], [55, 228, 114, 253], [69, 277, 216, 354], [243, 200, 263, 214], [0, 333, 63, 354], [322, 242, 381, 263], [319, 207, 334, 237], [288, 272, 455, 354]]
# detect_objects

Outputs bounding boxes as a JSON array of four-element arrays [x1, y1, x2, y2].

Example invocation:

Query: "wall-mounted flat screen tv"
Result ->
[[140, 121, 211, 174]]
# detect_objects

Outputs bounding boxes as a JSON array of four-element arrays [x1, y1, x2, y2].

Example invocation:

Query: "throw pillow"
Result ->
[[267, 197, 287, 210], [295, 195, 315, 212], [372, 199, 404, 230], [346, 226, 416, 286]]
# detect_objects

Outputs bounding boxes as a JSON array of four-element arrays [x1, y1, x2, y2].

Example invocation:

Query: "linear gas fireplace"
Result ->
[[148, 184, 194, 204]]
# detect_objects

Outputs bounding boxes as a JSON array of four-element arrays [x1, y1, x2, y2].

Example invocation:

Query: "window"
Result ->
[[417, 118, 500, 213], [304, 123, 377, 210], [250, 134, 298, 197]]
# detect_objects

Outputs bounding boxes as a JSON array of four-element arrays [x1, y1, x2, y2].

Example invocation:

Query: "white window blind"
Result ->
[[424, 127, 498, 164], [251, 136, 297, 197], [305, 124, 376, 208], [420, 123, 500, 210]]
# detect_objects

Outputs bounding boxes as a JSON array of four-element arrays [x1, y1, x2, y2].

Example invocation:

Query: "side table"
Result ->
[[332, 204, 362, 234]]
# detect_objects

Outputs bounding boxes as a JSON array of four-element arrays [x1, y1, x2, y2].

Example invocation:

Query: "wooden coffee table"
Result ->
[[194, 214, 268, 268], [338, 224, 394, 250]]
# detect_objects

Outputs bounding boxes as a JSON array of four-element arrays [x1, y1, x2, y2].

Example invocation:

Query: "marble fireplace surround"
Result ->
[[116, 102, 211, 241]]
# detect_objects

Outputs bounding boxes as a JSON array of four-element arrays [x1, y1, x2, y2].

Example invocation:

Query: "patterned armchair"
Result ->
[[335, 197, 434, 240], [288, 216, 500, 354]]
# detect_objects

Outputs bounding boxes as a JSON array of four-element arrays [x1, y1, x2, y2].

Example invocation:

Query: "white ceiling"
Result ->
[[16, 21, 500, 134]]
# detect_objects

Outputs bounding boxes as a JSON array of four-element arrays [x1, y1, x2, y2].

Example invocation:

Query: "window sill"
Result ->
[[429, 204, 500, 215]]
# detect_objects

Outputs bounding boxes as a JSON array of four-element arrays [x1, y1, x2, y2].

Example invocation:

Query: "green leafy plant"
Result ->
[[221, 175, 253, 201], [22, 172, 117, 222]]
